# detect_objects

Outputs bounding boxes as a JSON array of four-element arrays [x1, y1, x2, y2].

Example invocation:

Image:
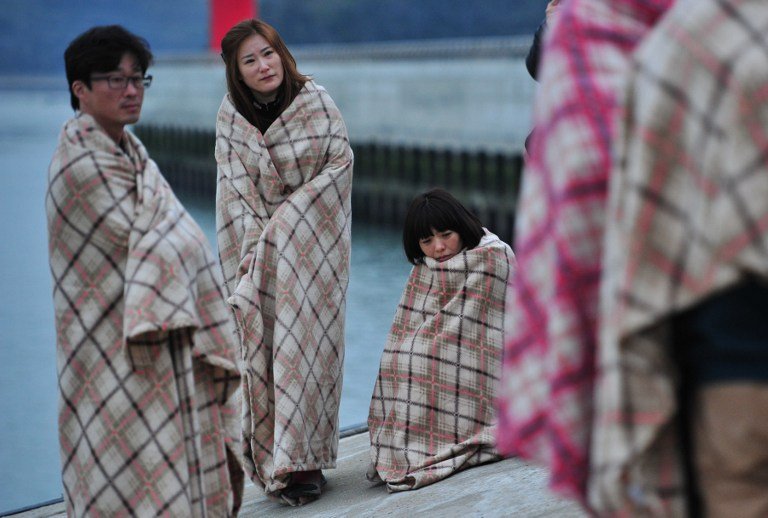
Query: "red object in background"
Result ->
[[210, 0, 258, 51]]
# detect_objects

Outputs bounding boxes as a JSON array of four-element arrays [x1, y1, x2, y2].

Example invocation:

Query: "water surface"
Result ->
[[0, 88, 410, 514]]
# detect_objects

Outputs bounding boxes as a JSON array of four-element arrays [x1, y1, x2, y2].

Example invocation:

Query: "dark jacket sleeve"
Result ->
[[526, 21, 547, 81]]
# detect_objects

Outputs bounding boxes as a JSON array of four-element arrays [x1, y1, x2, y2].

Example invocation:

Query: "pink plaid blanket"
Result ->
[[591, 0, 768, 513], [496, 0, 672, 505], [368, 231, 514, 491], [215, 80, 353, 498], [46, 114, 242, 516]]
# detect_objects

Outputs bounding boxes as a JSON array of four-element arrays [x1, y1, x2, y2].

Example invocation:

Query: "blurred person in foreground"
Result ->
[[525, 0, 560, 82], [592, 0, 768, 515], [216, 19, 353, 505], [46, 25, 243, 516], [495, 0, 672, 509], [523, 0, 561, 154]]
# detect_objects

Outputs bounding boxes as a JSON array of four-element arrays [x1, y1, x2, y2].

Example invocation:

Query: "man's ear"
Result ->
[[71, 80, 88, 101]]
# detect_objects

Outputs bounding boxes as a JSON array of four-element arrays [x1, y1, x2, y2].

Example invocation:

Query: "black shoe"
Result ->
[[282, 473, 327, 500]]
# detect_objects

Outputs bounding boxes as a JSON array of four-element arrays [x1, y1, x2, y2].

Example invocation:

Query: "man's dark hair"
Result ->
[[402, 188, 485, 265], [64, 25, 153, 110]]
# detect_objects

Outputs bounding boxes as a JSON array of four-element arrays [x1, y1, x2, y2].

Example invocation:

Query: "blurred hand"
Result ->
[[545, 0, 560, 24]]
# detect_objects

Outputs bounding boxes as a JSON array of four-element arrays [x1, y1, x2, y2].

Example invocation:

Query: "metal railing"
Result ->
[[134, 124, 524, 244]]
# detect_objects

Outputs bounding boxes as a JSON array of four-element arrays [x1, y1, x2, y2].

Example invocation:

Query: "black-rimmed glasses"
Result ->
[[91, 74, 153, 90]]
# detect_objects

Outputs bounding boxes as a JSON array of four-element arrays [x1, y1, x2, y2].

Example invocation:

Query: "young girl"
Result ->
[[215, 19, 353, 505], [367, 188, 516, 491]]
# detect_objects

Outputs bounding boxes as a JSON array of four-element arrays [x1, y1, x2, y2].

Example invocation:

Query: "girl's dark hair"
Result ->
[[64, 25, 153, 111], [402, 188, 485, 265], [220, 19, 309, 128]]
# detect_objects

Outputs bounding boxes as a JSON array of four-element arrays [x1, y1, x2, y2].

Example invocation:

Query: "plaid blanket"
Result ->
[[46, 114, 242, 516], [368, 231, 514, 491], [215, 80, 353, 497], [591, 0, 768, 513], [495, 0, 672, 505]]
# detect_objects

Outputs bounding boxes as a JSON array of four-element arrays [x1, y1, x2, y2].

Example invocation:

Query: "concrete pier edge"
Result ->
[[6, 428, 585, 518]]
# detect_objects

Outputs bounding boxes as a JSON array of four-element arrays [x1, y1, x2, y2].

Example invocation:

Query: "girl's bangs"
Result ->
[[412, 202, 460, 239]]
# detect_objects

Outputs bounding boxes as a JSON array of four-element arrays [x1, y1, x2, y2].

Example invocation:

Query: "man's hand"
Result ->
[[545, 0, 560, 24]]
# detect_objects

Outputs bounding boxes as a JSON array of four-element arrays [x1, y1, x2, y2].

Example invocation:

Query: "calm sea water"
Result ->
[[0, 88, 411, 514]]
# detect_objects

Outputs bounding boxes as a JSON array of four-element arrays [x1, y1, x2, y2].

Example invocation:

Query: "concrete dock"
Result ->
[[13, 432, 585, 517]]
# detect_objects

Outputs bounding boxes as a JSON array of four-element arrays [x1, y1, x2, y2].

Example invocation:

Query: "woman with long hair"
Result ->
[[215, 19, 353, 505]]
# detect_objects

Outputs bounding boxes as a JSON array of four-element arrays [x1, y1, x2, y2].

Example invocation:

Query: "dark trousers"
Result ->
[[674, 279, 768, 518]]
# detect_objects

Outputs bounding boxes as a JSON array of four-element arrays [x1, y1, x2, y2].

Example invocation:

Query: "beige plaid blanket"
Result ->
[[215, 80, 353, 497], [591, 0, 768, 514], [368, 231, 514, 491], [496, 0, 672, 506], [46, 114, 243, 516]]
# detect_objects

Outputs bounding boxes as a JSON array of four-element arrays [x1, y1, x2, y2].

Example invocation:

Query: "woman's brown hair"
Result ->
[[220, 19, 309, 128]]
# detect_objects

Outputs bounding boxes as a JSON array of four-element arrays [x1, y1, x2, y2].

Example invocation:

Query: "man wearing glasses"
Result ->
[[66, 27, 152, 144], [47, 25, 243, 516]]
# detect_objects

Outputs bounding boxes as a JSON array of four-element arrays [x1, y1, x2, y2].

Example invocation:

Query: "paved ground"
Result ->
[[14, 432, 586, 517]]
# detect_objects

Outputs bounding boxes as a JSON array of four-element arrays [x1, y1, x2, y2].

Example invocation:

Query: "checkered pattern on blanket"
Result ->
[[368, 231, 514, 491], [46, 114, 243, 517], [495, 0, 672, 505], [215, 80, 353, 497], [591, 0, 768, 513]]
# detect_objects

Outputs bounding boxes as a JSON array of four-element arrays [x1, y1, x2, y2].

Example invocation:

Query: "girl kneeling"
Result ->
[[367, 188, 515, 491]]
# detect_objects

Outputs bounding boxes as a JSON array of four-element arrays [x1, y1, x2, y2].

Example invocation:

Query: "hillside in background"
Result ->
[[0, 0, 208, 76], [0, 0, 546, 76], [261, 0, 546, 44]]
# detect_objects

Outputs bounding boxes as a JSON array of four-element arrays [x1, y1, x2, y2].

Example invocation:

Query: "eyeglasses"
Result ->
[[90, 74, 153, 90]]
